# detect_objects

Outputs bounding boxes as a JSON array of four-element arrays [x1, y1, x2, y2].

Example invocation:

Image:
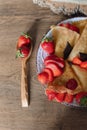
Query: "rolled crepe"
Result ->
[[47, 61, 83, 95], [72, 65, 87, 92], [68, 24, 87, 61], [52, 26, 80, 58], [72, 19, 87, 34]]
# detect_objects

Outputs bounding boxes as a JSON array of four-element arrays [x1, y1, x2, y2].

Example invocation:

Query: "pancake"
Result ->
[[72, 65, 87, 92], [68, 24, 87, 61], [72, 19, 87, 34], [47, 61, 83, 95], [52, 26, 80, 58]]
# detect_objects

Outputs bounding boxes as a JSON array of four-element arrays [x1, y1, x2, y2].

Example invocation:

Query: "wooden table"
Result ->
[[0, 0, 87, 130]]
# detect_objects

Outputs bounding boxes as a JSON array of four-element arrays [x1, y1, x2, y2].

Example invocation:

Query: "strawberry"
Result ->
[[44, 68, 54, 82], [37, 71, 49, 84], [76, 92, 87, 104], [66, 78, 78, 90], [44, 55, 65, 69], [55, 93, 65, 102], [72, 57, 82, 65], [64, 93, 74, 103], [45, 89, 57, 101], [80, 61, 87, 69], [59, 23, 79, 33], [41, 38, 55, 54], [44, 54, 64, 61], [17, 33, 31, 49], [16, 45, 30, 58], [45, 62, 63, 77]]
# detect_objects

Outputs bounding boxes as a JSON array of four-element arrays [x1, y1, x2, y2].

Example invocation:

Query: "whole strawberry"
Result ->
[[17, 33, 31, 49], [41, 37, 55, 54], [16, 45, 31, 58]]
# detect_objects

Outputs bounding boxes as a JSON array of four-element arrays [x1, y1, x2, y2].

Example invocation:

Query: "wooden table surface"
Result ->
[[0, 0, 87, 130]]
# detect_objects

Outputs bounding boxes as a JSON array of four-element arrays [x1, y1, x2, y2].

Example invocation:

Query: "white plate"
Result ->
[[36, 17, 87, 107]]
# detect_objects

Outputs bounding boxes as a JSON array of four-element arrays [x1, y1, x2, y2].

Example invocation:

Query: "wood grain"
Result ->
[[0, 0, 87, 130]]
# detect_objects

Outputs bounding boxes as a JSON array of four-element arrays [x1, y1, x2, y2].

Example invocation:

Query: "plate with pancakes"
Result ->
[[37, 17, 87, 107]]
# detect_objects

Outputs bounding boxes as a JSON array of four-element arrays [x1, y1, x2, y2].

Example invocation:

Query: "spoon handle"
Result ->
[[21, 60, 29, 107]]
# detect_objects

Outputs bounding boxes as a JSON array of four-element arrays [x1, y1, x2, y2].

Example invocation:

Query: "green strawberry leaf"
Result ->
[[41, 37, 54, 43], [21, 32, 32, 39], [80, 96, 87, 106], [16, 50, 24, 58]]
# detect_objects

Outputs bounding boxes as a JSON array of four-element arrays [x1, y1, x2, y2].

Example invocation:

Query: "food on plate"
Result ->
[[16, 33, 31, 58], [37, 18, 87, 106], [72, 65, 87, 92], [68, 24, 87, 61], [51, 26, 80, 58], [59, 23, 79, 33], [41, 37, 55, 54], [47, 61, 83, 95], [38, 55, 65, 84], [72, 19, 87, 34]]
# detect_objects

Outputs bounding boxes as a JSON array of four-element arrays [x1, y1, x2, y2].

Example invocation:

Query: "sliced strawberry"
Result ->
[[80, 61, 87, 69], [64, 93, 74, 103], [44, 68, 54, 82], [59, 23, 79, 33], [45, 89, 57, 101], [76, 92, 87, 104], [55, 93, 65, 102], [37, 72, 49, 84], [46, 62, 63, 77], [72, 57, 82, 65], [44, 55, 65, 69]]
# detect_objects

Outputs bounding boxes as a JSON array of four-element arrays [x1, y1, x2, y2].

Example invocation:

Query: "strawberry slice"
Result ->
[[72, 57, 82, 65], [76, 92, 87, 104], [37, 71, 49, 84], [44, 55, 65, 69], [55, 93, 65, 102], [59, 23, 79, 33], [64, 93, 74, 103], [44, 68, 54, 82], [46, 62, 63, 77], [80, 61, 87, 69], [45, 89, 57, 101]]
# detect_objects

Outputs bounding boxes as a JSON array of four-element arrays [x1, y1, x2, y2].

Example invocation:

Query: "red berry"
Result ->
[[38, 71, 49, 84], [41, 41, 55, 54], [55, 93, 65, 102], [44, 68, 54, 82], [66, 78, 78, 90], [20, 46, 30, 57], [80, 61, 87, 69], [17, 34, 31, 49], [16, 45, 30, 58], [44, 55, 65, 69], [64, 93, 74, 103], [59, 23, 79, 33], [72, 57, 82, 65], [45, 89, 57, 101], [45, 62, 63, 77]]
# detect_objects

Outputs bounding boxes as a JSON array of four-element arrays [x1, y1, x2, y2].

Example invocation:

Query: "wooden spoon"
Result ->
[[21, 44, 33, 107]]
